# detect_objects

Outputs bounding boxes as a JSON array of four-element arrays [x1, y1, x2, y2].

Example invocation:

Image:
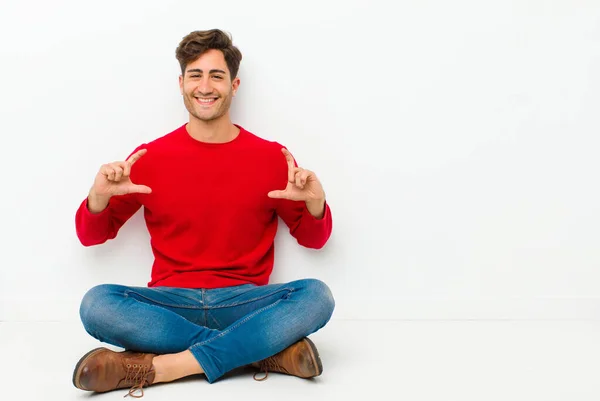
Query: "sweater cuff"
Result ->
[[79, 197, 111, 220], [303, 199, 330, 222]]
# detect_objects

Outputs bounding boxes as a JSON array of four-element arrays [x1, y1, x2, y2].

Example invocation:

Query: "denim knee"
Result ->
[[299, 279, 335, 327], [79, 284, 121, 333]]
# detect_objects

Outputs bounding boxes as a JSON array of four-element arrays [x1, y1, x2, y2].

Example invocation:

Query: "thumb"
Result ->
[[267, 190, 288, 199], [128, 184, 152, 194]]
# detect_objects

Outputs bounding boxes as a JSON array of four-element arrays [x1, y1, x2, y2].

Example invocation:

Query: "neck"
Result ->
[[186, 114, 239, 143]]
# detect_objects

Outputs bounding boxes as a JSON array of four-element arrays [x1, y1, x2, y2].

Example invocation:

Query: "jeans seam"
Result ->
[[206, 287, 293, 309], [190, 297, 284, 349], [124, 290, 206, 310], [202, 289, 207, 327]]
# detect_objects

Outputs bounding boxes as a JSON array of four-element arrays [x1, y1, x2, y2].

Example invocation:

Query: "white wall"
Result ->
[[1, 0, 600, 322]]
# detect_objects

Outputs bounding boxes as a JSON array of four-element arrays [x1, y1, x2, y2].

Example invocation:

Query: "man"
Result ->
[[72, 29, 334, 398]]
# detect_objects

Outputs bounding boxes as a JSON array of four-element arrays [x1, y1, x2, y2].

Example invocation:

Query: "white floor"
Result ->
[[2, 319, 600, 401]]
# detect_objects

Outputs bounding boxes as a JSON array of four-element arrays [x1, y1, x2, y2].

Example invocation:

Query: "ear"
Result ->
[[232, 77, 240, 96], [178, 75, 184, 95]]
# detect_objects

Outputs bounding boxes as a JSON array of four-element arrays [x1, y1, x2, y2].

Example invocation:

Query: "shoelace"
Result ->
[[123, 363, 152, 398], [253, 357, 289, 381]]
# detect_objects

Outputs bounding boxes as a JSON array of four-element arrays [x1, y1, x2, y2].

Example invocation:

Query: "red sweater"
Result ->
[[75, 124, 332, 289]]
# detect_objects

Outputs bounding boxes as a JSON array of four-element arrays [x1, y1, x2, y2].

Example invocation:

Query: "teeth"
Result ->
[[197, 98, 216, 103]]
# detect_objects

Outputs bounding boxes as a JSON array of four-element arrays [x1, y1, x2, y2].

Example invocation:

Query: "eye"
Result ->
[[190, 75, 200, 78], [212, 75, 223, 80]]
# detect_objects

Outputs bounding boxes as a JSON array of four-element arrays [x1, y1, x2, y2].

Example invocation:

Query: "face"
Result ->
[[179, 49, 240, 122]]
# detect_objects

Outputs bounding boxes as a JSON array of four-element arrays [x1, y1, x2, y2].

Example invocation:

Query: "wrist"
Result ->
[[87, 189, 111, 214], [305, 196, 326, 219]]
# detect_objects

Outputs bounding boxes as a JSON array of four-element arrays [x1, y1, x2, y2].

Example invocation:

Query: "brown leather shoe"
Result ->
[[72, 347, 156, 398], [252, 337, 323, 381]]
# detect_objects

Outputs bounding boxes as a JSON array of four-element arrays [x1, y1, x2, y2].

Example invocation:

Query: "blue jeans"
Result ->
[[79, 278, 335, 383]]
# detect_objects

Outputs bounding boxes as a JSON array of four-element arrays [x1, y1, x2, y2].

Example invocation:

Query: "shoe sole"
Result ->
[[72, 347, 108, 389], [303, 337, 323, 377]]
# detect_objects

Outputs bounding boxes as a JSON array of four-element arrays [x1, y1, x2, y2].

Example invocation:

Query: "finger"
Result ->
[[127, 149, 147, 166], [290, 166, 302, 182], [101, 165, 116, 181], [127, 184, 152, 194], [281, 148, 296, 182], [99, 165, 110, 177], [267, 190, 289, 199], [297, 169, 311, 188], [111, 161, 132, 178], [295, 169, 304, 189], [108, 161, 129, 180], [113, 165, 125, 182], [123, 162, 131, 177], [118, 161, 132, 177]]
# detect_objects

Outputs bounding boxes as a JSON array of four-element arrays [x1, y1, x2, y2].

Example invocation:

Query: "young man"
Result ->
[[72, 29, 334, 397]]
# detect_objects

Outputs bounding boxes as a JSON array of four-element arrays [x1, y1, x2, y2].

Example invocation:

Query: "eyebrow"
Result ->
[[186, 68, 227, 75]]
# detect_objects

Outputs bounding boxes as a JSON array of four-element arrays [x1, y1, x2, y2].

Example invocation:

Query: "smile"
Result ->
[[195, 97, 218, 106]]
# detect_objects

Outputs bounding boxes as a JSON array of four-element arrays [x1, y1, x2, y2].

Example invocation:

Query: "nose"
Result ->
[[196, 77, 213, 96]]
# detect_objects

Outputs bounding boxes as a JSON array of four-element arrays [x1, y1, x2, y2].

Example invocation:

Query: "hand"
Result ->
[[267, 148, 325, 202], [91, 149, 152, 199]]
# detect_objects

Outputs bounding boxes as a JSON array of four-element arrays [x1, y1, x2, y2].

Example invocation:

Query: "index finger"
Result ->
[[126, 149, 147, 165], [281, 148, 296, 182]]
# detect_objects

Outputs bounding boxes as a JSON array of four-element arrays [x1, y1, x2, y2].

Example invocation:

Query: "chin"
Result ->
[[196, 113, 224, 122]]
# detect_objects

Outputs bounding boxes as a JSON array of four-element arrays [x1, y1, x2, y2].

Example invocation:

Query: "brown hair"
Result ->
[[175, 29, 242, 80]]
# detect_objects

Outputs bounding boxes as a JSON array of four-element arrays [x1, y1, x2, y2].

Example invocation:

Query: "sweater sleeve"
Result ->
[[75, 194, 142, 246], [75, 145, 146, 247], [275, 198, 333, 250], [271, 144, 333, 249]]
